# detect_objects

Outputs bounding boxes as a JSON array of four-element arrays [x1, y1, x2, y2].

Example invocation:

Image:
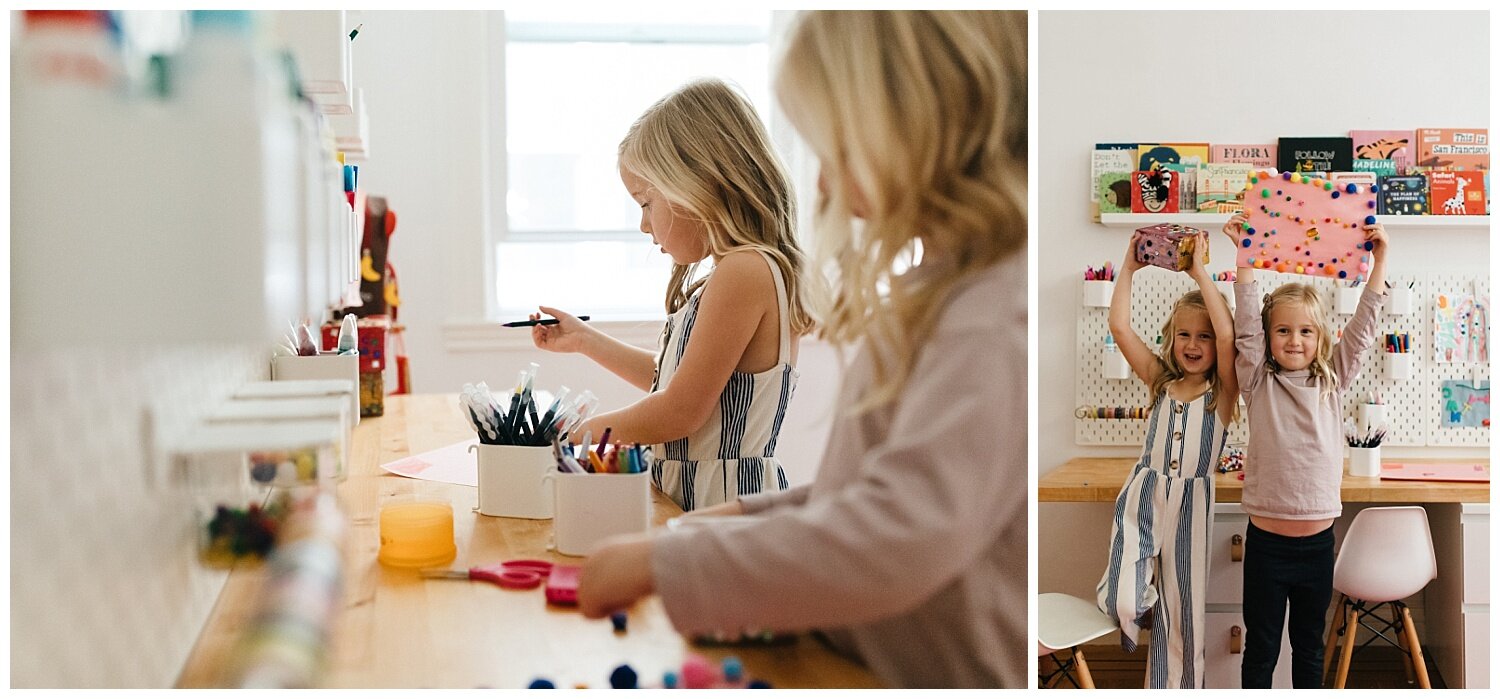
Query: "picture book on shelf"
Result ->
[[1130, 169, 1179, 214], [1416, 128, 1489, 172], [1278, 136, 1353, 174], [1136, 143, 1210, 172], [1352, 159, 1398, 178], [1211, 143, 1276, 168], [1097, 171, 1133, 214], [1161, 161, 1200, 213], [1196, 162, 1253, 212], [1428, 170, 1488, 215], [1379, 174, 1428, 215], [1349, 129, 1415, 173], [1090, 145, 1137, 219]]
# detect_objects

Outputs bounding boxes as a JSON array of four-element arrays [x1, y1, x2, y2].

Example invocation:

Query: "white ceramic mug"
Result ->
[[471, 443, 555, 519], [543, 470, 650, 557]]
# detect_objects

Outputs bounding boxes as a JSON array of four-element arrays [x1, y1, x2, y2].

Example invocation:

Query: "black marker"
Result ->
[[502, 315, 590, 327]]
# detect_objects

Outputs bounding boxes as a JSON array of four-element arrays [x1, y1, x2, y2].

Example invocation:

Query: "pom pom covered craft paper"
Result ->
[[1236, 170, 1379, 281]]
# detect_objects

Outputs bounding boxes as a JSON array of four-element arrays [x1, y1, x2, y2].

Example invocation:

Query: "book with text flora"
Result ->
[[1210, 143, 1276, 168], [1350, 129, 1415, 173], [1415, 128, 1489, 172], [1278, 136, 1353, 174], [1427, 170, 1488, 215], [1379, 174, 1428, 216]]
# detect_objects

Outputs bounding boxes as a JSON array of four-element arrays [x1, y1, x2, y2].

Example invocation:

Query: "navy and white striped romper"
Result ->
[[648, 249, 796, 512], [1096, 388, 1227, 688]]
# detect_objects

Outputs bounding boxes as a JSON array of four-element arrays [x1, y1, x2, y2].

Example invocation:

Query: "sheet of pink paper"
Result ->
[[379, 438, 479, 486], [1236, 170, 1379, 281], [1380, 462, 1490, 482]]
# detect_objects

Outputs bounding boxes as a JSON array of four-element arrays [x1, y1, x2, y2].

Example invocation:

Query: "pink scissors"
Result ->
[[421, 559, 554, 589]]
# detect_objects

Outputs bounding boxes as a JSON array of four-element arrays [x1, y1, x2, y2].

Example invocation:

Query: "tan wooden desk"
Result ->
[[1039, 457, 1490, 503], [178, 394, 881, 688]]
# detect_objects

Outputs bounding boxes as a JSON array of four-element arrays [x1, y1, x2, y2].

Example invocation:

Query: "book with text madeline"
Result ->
[[1278, 136, 1353, 174], [1210, 143, 1276, 168], [1349, 129, 1415, 173], [1352, 159, 1398, 178], [1379, 174, 1428, 216]]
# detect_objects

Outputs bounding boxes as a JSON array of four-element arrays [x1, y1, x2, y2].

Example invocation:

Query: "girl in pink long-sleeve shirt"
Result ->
[[1221, 211, 1389, 688], [575, 10, 1028, 688]]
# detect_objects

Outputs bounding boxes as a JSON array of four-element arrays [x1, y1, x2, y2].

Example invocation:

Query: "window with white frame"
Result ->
[[494, 10, 776, 320]]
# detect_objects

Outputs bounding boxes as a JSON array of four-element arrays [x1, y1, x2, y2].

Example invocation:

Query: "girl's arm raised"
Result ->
[[574, 251, 771, 444], [1187, 232, 1239, 423], [1109, 231, 1161, 387], [531, 306, 658, 391], [1222, 212, 1255, 284], [1227, 212, 1267, 395]]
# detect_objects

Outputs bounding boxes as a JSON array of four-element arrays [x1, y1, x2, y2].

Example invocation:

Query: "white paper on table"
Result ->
[[379, 439, 479, 486]]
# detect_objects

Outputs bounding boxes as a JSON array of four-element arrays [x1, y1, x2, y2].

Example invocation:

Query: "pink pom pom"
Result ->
[[681, 654, 717, 689]]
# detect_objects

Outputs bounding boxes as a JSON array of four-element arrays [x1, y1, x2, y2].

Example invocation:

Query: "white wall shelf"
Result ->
[[1100, 213, 1490, 229]]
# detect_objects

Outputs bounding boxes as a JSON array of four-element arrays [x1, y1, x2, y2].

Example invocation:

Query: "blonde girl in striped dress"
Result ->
[[529, 78, 814, 512], [1096, 229, 1238, 688]]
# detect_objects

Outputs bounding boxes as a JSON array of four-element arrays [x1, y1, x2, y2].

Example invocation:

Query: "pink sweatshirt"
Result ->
[[650, 253, 1027, 688], [1233, 279, 1384, 520]]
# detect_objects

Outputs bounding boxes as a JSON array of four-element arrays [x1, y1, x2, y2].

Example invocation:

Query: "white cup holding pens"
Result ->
[[1387, 352, 1412, 381], [1336, 284, 1362, 315], [1345, 420, 1386, 478], [543, 469, 651, 557], [472, 443, 555, 519], [1082, 279, 1112, 307]]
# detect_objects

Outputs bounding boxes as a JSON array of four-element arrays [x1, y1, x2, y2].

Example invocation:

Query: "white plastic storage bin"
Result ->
[[1082, 279, 1113, 307], [204, 396, 352, 480]]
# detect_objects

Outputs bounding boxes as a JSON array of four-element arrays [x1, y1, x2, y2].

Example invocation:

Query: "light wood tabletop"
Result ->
[[1039, 457, 1490, 503], [177, 393, 882, 688]]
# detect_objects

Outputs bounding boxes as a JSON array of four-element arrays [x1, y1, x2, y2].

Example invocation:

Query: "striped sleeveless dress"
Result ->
[[1096, 388, 1227, 688], [648, 250, 796, 512]]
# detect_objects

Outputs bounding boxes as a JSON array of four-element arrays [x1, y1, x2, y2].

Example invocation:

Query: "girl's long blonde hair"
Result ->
[[1263, 283, 1338, 400], [618, 78, 813, 335], [774, 10, 1027, 410], [1151, 291, 1235, 422]]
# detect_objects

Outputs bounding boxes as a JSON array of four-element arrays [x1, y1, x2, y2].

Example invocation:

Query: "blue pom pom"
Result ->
[[1371, 185, 1380, 193], [662, 671, 679, 689], [1346, 183, 1358, 193], [1363, 241, 1374, 251], [1281, 172, 1292, 180], [722, 657, 744, 683], [1241, 238, 1252, 248], [528, 678, 556, 689], [1331, 191, 1340, 199], [748, 680, 773, 689], [610, 664, 638, 689], [610, 611, 628, 632], [1338, 271, 1348, 278], [1364, 215, 1377, 225]]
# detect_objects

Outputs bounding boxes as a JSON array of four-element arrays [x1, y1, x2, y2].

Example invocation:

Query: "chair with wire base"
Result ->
[[1038, 592, 1119, 689], [1323, 506, 1437, 689]]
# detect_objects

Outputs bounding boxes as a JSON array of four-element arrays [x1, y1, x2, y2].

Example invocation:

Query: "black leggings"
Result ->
[[1241, 521, 1335, 689]]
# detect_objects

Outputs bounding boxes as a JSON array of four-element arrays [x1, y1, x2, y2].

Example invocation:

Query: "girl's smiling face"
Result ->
[[1267, 301, 1320, 371], [1171, 306, 1216, 377], [621, 168, 709, 265]]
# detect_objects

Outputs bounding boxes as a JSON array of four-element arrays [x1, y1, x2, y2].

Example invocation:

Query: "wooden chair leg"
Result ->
[[1334, 606, 1359, 689], [1322, 594, 1344, 684], [1073, 647, 1095, 689], [1400, 605, 1431, 689], [1395, 605, 1416, 685]]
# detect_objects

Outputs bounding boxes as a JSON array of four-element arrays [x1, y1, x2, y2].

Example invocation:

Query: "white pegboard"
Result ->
[[1076, 271, 1490, 448]]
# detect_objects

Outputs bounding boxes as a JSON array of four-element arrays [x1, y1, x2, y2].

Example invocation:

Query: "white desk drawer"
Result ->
[[1463, 611, 1489, 689], [1462, 513, 1488, 605], [1208, 507, 1248, 605], [1204, 611, 1292, 688]]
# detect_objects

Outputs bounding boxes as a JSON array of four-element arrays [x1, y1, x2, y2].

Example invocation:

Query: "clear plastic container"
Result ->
[[377, 499, 456, 569]]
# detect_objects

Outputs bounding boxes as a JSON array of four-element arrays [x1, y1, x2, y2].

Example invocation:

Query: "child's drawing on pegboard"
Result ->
[[1434, 292, 1489, 363], [1440, 380, 1490, 428]]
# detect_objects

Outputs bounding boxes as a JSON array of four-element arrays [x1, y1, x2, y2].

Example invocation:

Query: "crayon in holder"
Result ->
[[472, 443, 555, 519], [1347, 445, 1381, 478], [1082, 279, 1113, 308], [1388, 286, 1414, 315], [1336, 285, 1363, 315], [1387, 352, 1413, 381]]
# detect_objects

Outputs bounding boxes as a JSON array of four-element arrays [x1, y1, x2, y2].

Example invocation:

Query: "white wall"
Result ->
[[349, 11, 842, 487], [1038, 11, 1490, 600]]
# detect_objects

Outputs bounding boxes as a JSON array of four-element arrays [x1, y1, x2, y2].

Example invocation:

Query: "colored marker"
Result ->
[[502, 316, 591, 327]]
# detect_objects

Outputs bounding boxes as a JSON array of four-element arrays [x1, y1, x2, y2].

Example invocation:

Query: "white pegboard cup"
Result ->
[[1083, 279, 1113, 307], [1337, 285, 1363, 315], [1387, 286, 1414, 315], [1348, 445, 1381, 478], [1387, 352, 1413, 381]]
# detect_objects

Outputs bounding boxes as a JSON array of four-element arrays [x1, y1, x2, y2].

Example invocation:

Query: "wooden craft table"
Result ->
[[178, 394, 881, 688], [1039, 457, 1490, 503]]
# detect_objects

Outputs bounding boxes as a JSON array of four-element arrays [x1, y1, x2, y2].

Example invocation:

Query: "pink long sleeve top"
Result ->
[[649, 253, 1027, 688], [1233, 279, 1385, 520]]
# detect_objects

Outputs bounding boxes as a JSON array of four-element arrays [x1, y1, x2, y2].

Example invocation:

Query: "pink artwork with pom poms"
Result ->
[[1236, 170, 1379, 281]]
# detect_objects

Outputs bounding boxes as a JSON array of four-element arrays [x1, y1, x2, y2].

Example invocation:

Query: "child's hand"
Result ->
[[530, 306, 592, 354], [1122, 230, 1146, 273], [578, 534, 656, 619], [1363, 223, 1389, 261], [1222, 212, 1249, 245], [1186, 231, 1211, 281]]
